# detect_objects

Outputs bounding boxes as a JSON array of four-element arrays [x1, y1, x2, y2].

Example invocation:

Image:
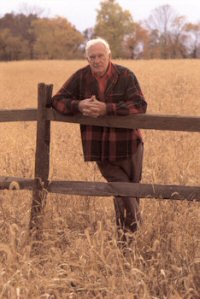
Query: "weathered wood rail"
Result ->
[[1, 178, 200, 201], [1, 108, 200, 132], [0, 83, 200, 236]]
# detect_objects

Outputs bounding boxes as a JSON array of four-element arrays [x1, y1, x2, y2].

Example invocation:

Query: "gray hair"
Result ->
[[85, 37, 111, 57]]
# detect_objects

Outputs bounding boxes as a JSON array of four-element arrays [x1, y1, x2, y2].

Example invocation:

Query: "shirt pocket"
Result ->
[[107, 93, 124, 103]]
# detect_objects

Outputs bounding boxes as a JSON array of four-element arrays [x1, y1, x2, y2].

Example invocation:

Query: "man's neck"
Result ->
[[93, 62, 111, 78]]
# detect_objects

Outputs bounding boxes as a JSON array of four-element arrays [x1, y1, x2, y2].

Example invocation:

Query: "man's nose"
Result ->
[[93, 55, 102, 63]]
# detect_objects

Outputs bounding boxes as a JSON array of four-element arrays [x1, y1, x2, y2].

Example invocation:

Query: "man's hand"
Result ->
[[79, 95, 106, 118]]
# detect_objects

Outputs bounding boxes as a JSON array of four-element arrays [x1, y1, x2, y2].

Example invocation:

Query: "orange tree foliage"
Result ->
[[32, 17, 84, 59]]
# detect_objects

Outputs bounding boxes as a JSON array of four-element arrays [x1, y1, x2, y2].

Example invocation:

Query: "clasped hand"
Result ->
[[78, 95, 106, 118]]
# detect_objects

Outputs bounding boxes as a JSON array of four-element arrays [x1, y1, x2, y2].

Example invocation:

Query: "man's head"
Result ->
[[85, 37, 111, 77]]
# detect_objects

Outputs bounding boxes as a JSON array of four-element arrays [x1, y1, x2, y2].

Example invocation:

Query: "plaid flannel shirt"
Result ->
[[51, 63, 147, 161]]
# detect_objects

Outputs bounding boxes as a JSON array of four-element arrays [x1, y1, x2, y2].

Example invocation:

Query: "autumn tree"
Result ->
[[142, 29, 160, 58], [18, 3, 44, 17], [168, 16, 188, 58], [124, 22, 149, 59], [185, 22, 200, 58], [0, 28, 29, 60], [145, 5, 187, 58], [0, 13, 38, 59], [32, 17, 84, 59], [94, 0, 134, 58]]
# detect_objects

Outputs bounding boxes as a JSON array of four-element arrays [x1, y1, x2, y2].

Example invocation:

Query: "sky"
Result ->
[[1, 0, 200, 32]]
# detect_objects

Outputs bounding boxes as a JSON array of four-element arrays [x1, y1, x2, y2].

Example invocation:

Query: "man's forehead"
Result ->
[[88, 43, 107, 52]]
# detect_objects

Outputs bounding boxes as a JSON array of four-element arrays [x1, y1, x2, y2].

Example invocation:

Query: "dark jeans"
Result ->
[[97, 142, 144, 235]]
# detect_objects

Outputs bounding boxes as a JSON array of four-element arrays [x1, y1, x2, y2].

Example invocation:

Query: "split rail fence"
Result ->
[[0, 83, 200, 234]]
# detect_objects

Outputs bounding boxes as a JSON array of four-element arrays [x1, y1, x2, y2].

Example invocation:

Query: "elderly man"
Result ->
[[51, 37, 147, 244]]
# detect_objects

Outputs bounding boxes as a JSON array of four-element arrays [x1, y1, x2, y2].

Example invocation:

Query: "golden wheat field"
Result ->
[[0, 59, 200, 299]]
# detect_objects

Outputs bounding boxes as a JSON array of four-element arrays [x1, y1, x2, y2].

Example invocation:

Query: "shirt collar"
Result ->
[[92, 62, 113, 80]]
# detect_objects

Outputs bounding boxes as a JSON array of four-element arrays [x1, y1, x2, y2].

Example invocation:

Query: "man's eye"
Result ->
[[89, 54, 105, 61]]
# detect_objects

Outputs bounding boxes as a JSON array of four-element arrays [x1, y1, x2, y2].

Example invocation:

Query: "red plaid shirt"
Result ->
[[52, 63, 147, 161]]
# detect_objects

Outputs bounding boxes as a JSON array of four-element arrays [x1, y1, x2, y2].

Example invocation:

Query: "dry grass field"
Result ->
[[0, 59, 200, 299]]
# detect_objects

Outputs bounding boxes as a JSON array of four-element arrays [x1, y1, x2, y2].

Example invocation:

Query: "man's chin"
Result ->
[[93, 69, 105, 77]]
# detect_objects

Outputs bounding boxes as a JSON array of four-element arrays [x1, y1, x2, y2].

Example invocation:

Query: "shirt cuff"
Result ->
[[71, 100, 80, 114], [106, 103, 116, 115]]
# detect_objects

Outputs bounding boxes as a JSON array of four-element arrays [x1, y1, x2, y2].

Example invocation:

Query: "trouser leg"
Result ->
[[97, 142, 144, 234]]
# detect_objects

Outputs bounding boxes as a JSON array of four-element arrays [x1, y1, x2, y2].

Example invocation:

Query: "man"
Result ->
[[51, 37, 147, 244]]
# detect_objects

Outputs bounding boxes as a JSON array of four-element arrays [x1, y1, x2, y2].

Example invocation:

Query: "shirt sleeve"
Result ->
[[51, 72, 80, 115], [106, 71, 147, 116]]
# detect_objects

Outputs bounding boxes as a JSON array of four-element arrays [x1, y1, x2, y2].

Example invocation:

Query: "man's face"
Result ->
[[87, 43, 110, 77]]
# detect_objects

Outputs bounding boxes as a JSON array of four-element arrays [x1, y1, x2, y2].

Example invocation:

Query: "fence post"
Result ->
[[29, 83, 53, 239]]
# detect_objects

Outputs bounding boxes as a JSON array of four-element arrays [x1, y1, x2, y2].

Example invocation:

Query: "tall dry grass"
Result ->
[[0, 59, 200, 298]]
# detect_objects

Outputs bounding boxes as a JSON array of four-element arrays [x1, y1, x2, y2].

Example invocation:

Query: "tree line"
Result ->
[[0, 0, 199, 61]]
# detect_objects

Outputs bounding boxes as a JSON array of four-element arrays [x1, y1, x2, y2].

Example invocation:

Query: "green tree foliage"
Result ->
[[94, 0, 134, 58], [32, 17, 84, 59]]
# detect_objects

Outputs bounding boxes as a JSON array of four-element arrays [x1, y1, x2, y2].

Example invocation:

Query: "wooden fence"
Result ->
[[0, 83, 200, 236]]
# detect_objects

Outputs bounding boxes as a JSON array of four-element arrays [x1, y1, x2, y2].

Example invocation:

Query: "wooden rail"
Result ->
[[47, 110, 200, 132], [0, 176, 35, 190], [0, 109, 37, 122], [1, 107, 200, 132], [0, 83, 200, 237], [1, 177, 199, 201], [47, 181, 200, 201]]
